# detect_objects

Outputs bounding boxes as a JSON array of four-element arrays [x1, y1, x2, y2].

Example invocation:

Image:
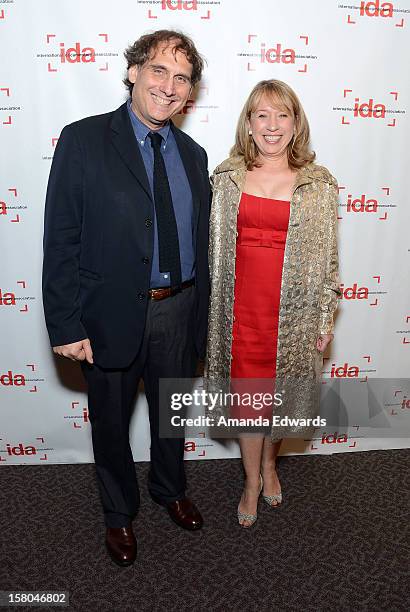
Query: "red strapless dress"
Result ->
[[230, 192, 290, 419]]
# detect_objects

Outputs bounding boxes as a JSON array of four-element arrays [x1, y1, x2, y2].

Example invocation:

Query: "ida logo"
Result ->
[[321, 432, 348, 444], [66, 401, 89, 429], [0, 288, 16, 306], [325, 355, 375, 381], [310, 430, 357, 450], [1, 437, 49, 462], [59, 42, 95, 64], [0, 281, 35, 312], [354, 97, 385, 118], [161, 0, 198, 10], [0, 370, 25, 386], [338, 186, 392, 220], [260, 42, 295, 64], [184, 439, 207, 457], [41, 33, 115, 73], [338, 90, 400, 127], [401, 397, 410, 409], [330, 363, 360, 378], [341, 0, 403, 25], [339, 277, 384, 307], [360, 1, 393, 17], [339, 283, 369, 300], [346, 193, 378, 213], [142, 0, 214, 19], [0, 365, 43, 392], [242, 34, 315, 73], [0, 187, 23, 222], [6, 442, 36, 456]]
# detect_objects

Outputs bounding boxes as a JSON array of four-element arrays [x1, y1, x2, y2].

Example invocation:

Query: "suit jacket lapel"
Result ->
[[171, 122, 201, 229], [110, 103, 152, 201]]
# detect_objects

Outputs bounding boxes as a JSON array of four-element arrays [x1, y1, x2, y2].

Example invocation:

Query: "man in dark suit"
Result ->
[[42, 30, 210, 566]]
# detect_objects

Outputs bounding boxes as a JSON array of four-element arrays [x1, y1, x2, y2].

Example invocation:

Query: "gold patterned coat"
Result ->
[[204, 156, 341, 439]]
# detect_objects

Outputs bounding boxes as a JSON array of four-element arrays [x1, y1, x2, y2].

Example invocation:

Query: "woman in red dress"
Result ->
[[206, 80, 340, 527], [231, 89, 296, 527]]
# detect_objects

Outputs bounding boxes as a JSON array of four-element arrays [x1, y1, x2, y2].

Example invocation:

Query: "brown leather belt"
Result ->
[[148, 278, 195, 301]]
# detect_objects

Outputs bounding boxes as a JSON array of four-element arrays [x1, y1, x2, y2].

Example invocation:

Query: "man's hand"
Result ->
[[316, 334, 334, 353], [53, 339, 93, 364]]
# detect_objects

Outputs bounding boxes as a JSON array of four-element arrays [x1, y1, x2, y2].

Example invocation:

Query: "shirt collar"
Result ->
[[127, 99, 171, 146]]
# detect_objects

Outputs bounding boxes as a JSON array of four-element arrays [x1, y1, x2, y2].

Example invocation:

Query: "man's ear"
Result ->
[[128, 65, 138, 84]]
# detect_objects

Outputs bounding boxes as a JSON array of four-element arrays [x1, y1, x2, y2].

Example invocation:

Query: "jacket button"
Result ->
[[142, 257, 149, 264], [145, 218, 152, 228], [137, 292, 145, 300]]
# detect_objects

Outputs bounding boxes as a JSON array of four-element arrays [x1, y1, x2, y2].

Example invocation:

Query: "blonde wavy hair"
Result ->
[[231, 79, 315, 170]]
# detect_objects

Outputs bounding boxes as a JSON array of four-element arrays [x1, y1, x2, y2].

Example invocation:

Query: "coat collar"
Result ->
[[110, 102, 152, 200], [213, 156, 336, 192]]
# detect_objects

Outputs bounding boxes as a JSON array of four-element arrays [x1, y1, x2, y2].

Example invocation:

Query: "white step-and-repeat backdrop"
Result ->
[[1, 0, 409, 464]]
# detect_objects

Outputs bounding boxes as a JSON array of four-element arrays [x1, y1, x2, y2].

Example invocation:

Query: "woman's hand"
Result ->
[[316, 334, 334, 353]]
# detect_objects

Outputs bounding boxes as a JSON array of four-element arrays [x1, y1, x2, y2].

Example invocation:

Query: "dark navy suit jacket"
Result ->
[[42, 102, 210, 368]]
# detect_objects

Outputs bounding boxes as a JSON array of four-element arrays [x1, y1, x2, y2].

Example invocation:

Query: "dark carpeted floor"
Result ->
[[1, 450, 409, 612]]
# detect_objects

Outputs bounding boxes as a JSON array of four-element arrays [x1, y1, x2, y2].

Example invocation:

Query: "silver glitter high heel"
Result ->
[[263, 491, 283, 506], [237, 476, 263, 528], [261, 473, 282, 507]]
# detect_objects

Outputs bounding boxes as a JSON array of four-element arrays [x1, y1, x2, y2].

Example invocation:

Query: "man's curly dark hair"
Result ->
[[123, 30, 204, 93]]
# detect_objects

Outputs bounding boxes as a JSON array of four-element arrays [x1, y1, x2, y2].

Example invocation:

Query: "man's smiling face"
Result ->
[[128, 40, 193, 130]]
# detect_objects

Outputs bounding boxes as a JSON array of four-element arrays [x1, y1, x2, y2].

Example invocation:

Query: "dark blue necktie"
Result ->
[[148, 131, 181, 287]]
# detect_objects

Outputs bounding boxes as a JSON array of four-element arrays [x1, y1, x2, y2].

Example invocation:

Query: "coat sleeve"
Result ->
[[318, 182, 342, 335], [42, 124, 88, 347], [208, 172, 217, 279]]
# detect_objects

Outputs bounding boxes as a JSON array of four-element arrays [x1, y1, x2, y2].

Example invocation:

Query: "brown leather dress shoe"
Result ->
[[165, 498, 203, 531], [105, 527, 137, 567]]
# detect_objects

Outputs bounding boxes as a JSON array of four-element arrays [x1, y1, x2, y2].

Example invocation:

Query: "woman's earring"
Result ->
[[248, 129, 252, 136]]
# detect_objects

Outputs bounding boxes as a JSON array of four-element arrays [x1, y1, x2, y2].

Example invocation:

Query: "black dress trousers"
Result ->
[[81, 286, 197, 528]]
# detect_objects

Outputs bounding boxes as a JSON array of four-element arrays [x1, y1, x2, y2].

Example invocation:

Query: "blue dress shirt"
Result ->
[[127, 100, 195, 288]]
